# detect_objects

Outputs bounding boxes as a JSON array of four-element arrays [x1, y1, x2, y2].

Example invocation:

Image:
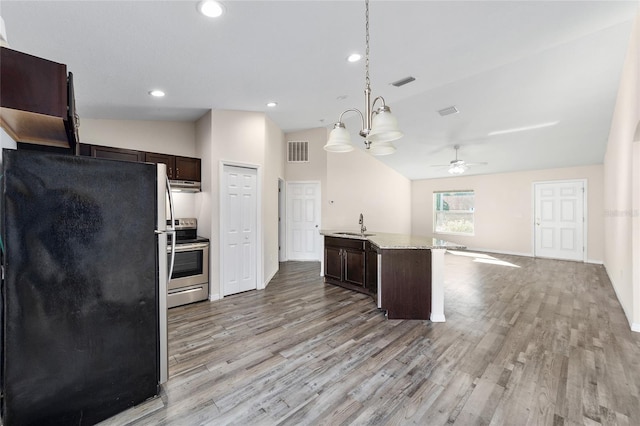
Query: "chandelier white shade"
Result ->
[[367, 107, 403, 143], [323, 0, 403, 156], [368, 141, 397, 156], [325, 124, 355, 153]]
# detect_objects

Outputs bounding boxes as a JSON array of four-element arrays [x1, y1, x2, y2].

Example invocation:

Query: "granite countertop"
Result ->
[[320, 230, 466, 250]]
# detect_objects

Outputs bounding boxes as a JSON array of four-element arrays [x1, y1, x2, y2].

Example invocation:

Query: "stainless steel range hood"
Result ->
[[169, 180, 200, 193]]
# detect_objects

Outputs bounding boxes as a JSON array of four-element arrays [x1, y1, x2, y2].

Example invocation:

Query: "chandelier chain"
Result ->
[[365, 0, 370, 89]]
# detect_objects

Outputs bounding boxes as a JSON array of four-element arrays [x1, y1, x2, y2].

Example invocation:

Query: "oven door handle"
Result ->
[[170, 242, 209, 253], [166, 175, 176, 282]]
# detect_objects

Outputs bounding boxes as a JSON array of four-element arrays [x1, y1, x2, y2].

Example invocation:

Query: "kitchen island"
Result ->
[[320, 230, 465, 321]]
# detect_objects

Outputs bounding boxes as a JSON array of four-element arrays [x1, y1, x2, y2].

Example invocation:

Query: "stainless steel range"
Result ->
[[167, 218, 210, 308]]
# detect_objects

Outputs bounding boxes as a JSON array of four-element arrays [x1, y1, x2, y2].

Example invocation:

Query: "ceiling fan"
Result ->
[[431, 145, 488, 174]]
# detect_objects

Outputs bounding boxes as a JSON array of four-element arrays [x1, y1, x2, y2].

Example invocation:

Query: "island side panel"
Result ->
[[379, 248, 432, 320], [430, 248, 446, 322]]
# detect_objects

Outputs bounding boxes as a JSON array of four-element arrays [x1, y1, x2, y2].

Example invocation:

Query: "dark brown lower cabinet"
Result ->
[[365, 241, 378, 294], [324, 235, 432, 320], [379, 249, 431, 320], [324, 236, 372, 295], [324, 245, 343, 282]]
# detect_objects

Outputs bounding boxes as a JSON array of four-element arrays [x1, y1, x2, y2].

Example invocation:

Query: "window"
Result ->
[[433, 190, 475, 235]]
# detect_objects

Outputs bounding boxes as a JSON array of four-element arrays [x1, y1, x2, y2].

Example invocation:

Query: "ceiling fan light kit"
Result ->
[[448, 145, 466, 174], [448, 162, 467, 175], [324, 0, 403, 156], [429, 145, 487, 175], [197, 0, 224, 18]]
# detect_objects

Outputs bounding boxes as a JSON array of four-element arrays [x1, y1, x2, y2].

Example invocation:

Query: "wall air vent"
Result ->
[[391, 76, 416, 87], [287, 141, 309, 163], [438, 106, 459, 116]]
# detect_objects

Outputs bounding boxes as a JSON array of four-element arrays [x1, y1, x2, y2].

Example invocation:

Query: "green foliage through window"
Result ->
[[433, 191, 474, 235]]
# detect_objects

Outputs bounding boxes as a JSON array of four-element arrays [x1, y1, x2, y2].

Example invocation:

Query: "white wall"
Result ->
[[285, 127, 328, 185], [284, 127, 329, 242], [264, 116, 285, 283], [80, 118, 196, 156], [0, 127, 17, 167], [412, 165, 605, 262], [196, 109, 284, 300], [80, 118, 198, 218], [284, 128, 412, 234], [195, 112, 213, 241], [325, 147, 412, 234], [603, 11, 640, 331]]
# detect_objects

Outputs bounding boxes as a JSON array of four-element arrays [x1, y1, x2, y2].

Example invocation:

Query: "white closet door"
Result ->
[[223, 165, 257, 295]]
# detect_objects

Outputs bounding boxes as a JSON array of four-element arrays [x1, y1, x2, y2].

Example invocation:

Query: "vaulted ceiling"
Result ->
[[2, 1, 638, 179]]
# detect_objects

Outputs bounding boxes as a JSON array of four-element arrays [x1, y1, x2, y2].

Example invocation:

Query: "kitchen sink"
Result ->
[[334, 232, 375, 237]]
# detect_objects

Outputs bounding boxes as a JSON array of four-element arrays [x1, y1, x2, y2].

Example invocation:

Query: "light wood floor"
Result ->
[[100, 251, 640, 425]]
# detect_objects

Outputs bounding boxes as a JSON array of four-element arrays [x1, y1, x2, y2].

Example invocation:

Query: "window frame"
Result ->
[[433, 190, 475, 236]]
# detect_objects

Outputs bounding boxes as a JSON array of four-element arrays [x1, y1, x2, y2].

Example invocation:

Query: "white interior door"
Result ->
[[223, 165, 257, 296], [286, 182, 321, 261], [534, 180, 585, 261], [278, 179, 286, 262]]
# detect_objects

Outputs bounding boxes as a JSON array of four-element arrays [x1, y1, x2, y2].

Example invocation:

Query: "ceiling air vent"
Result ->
[[287, 141, 309, 163], [437, 106, 459, 116], [391, 76, 416, 87]]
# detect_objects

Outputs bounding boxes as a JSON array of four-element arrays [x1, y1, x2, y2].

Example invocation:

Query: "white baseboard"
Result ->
[[587, 259, 604, 265], [263, 269, 278, 289], [209, 293, 220, 302], [602, 265, 637, 333], [430, 313, 446, 322]]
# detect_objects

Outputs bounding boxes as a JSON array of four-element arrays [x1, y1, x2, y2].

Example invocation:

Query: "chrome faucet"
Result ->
[[359, 213, 366, 234]]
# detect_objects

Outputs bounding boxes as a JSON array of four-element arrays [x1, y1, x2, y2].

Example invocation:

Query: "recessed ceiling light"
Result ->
[[149, 90, 165, 97], [488, 121, 559, 136], [198, 0, 224, 18], [347, 53, 362, 63], [266, 102, 277, 108]]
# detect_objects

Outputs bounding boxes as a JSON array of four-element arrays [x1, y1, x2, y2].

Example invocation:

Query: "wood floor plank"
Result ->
[[96, 255, 640, 425]]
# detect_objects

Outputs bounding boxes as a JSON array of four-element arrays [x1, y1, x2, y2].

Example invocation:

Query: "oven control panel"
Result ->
[[167, 218, 197, 230]]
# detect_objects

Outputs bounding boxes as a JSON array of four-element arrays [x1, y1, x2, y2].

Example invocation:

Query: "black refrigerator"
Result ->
[[0, 149, 170, 425]]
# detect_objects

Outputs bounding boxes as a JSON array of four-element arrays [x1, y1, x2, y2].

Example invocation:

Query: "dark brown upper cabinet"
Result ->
[[145, 152, 176, 179], [90, 145, 145, 162], [79, 144, 201, 183], [175, 156, 201, 181], [0, 46, 79, 150]]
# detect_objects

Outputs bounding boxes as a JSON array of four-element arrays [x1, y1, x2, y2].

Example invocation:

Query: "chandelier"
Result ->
[[323, 0, 403, 156]]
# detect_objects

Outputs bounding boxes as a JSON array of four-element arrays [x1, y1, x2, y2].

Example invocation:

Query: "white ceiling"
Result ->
[[1, 0, 638, 180]]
